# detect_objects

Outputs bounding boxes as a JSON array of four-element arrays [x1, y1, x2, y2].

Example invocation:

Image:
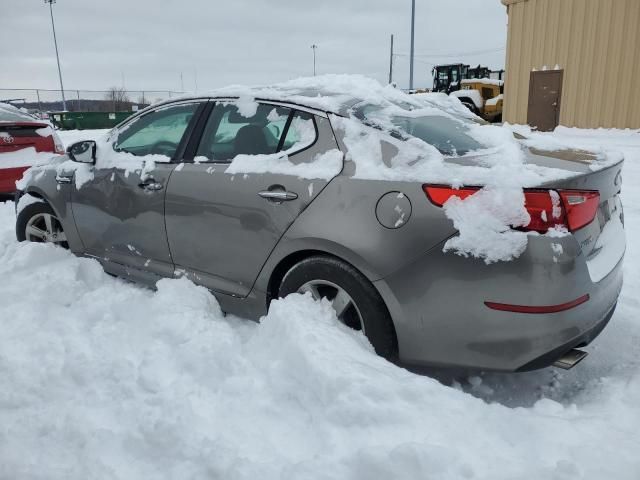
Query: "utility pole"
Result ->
[[388, 34, 394, 84], [45, 0, 67, 111], [409, 0, 416, 91], [311, 44, 318, 76], [180, 72, 184, 92]]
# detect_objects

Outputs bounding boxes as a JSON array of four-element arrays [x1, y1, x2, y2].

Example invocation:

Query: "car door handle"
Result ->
[[138, 181, 163, 191], [258, 190, 298, 201], [56, 175, 73, 184]]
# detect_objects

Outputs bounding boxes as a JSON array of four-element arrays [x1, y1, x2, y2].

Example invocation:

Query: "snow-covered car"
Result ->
[[0, 103, 63, 199], [13, 76, 625, 372]]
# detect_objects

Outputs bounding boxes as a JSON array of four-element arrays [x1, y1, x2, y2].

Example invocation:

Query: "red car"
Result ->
[[0, 103, 64, 199]]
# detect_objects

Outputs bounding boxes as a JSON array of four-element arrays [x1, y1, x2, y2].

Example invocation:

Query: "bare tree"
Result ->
[[104, 86, 130, 111]]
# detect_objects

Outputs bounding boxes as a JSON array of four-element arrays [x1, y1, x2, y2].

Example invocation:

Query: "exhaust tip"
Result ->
[[553, 348, 588, 370]]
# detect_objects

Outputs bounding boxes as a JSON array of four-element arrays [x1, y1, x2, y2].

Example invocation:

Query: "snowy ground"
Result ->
[[1, 128, 639, 479]]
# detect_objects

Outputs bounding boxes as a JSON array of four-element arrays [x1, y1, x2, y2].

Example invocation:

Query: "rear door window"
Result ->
[[195, 102, 317, 162]]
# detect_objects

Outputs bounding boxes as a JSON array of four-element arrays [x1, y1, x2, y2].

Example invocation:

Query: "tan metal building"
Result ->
[[501, 0, 640, 131]]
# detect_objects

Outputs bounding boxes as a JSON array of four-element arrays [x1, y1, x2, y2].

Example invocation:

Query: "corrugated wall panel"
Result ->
[[602, 0, 625, 127], [503, 0, 640, 129], [609, 0, 633, 127], [623, 1, 640, 128]]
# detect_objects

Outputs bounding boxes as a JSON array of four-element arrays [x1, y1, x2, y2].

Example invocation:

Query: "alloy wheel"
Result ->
[[298, 280, 365, 332], [25, 212, 67, 244]]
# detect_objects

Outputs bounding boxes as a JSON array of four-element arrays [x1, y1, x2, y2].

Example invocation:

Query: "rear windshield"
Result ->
[[353, 103, 484, 156], [0, 104, 34, 123]]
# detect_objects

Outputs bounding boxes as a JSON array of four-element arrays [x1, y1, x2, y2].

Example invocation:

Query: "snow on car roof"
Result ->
[[172, 74, 444, 116], [0, 102, 37, 123]]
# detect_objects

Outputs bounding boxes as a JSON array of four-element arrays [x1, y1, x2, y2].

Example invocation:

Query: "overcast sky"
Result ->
[[1, 0, 507, 94]]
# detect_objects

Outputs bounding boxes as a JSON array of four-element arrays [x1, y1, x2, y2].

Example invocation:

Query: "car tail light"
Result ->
[[559, 191, 600, 231], [52, 130, 65, 154], [423, 185, 599, 233]]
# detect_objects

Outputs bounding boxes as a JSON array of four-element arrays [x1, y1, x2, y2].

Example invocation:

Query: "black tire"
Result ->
[[461, 100, 479, 116], [278, 255, 398, 360], [16, 200, 68, 249]]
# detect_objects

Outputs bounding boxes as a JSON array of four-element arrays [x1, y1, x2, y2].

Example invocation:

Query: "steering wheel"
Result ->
[[149, 140, 178, 156]]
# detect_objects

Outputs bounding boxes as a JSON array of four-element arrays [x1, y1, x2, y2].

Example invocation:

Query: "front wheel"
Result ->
[[278, 255, 398, 360], [16, 200, 68, 248]]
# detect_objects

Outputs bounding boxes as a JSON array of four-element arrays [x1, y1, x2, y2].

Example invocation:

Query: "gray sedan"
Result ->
[[15, 85, 624, 372]]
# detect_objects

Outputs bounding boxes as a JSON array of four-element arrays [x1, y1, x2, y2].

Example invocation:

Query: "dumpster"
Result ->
[[49, 111, 133, 130]]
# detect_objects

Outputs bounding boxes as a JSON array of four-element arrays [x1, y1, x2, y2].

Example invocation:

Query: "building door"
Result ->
[[527, 70, 563, 132]]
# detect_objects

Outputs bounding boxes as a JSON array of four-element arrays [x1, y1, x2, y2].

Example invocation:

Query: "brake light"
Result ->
[[559, 191, 600, 231], [423, 185, 599, 233], [423, 185, 478, 207], [52, 130, 65, 155]]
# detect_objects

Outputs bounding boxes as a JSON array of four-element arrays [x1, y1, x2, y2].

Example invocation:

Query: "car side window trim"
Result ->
[[188, 101, 319, 164], [275, 111, 294, 153], [278, 110, 319, 158], [204, 97, 329, 119], [178, 101, 214, 163]]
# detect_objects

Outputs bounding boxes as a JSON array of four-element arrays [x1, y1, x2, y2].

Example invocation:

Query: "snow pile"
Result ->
[[486, 94, 503, 107], [506, 124, 627, 171], [450, 89, 484, 109], [442, 186, 529, 262], [1, 178, 640, 478], [411, 91, 483, 122]]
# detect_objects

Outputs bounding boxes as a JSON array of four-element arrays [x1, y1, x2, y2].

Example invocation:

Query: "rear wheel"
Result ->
[[278, 255, 398, 360], [16, 201, 68, 248]]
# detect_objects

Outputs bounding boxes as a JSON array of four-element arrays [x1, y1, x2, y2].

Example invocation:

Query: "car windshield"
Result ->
[[353, 103, 485, 156]]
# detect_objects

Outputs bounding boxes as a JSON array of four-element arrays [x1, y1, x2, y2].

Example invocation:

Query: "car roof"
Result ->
[[152, 75, 433, 117]]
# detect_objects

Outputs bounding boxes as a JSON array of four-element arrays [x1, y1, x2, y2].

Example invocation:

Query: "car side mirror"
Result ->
[[67, 140, 96, 164]]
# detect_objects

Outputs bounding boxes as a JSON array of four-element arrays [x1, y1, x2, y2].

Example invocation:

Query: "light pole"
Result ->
[[388, 34, 394, 84], [311, 44, 318, 76], [45, 0, 67, 111], [409, 0, 416, 91]]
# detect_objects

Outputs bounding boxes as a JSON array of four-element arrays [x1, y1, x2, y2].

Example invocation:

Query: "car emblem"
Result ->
[[1, 134, 15, 144]]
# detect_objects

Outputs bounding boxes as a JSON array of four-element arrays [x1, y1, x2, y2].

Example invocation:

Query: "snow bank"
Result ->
[[1, 190, 640, 478]]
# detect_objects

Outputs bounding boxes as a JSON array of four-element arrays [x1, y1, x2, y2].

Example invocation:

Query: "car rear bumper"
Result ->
[[374, 233, 624, 372]]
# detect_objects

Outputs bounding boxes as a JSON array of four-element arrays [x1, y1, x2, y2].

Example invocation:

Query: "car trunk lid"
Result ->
[[528, 147, 625, 281]]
